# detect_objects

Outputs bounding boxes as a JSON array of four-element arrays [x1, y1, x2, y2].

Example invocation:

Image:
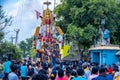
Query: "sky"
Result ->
[[0, 0, 60, 43]]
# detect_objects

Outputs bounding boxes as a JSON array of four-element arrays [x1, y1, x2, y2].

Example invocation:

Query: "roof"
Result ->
[[89, 45, 120, 51]]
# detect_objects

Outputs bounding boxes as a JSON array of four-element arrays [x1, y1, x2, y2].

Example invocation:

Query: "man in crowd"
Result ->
[[3, 58, 12, 80], [92, 67, 107, 80], [21, 63, 28, 80], [88, 67, 98, 80], [8, 64, 19, 80], [72, 68, 87, 80]]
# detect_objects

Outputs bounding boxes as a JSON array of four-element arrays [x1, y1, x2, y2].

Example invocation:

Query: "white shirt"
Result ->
[[8, 72, 19, 80], [88, 74, 98, 80]]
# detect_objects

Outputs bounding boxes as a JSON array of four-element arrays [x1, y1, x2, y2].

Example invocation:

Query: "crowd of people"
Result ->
[[0, 58, 120, 80]]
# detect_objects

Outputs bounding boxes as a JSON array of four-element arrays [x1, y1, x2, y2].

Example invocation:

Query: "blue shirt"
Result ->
[[92, 75, 108, 80], [105, 74, 113, 80], [8, 72, 19, 80], [3, 61, 11, 73], [21, 66, 28, 77], [72, 76, 87, 80], [103, 29, 110, 39]]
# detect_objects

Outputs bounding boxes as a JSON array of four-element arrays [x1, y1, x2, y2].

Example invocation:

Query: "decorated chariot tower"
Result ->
[[33, 0, 64, 64]]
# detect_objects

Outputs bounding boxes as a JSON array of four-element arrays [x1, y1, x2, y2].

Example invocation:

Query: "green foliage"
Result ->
[[55, 0, 120, 48], [0, 42, 23, 60], [12, 46, 23, 60], [0, 5, 22, 60], [0, 32, 4, 42], [66, 24, 97, 48], [29, 48, 36, 60], [66, 24, 83, 42], [18, 37, 33, 57], [19, 41, 26, 54]]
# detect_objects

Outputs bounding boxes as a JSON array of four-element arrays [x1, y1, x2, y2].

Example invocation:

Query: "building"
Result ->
[[89, 45, 120, 66]]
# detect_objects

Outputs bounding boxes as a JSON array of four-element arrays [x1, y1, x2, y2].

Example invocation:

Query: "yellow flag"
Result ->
[[61, 45, 70, 58], [56, 26, 64, 35], [33, 49, 37, 53], [34, 26, 40, 37]]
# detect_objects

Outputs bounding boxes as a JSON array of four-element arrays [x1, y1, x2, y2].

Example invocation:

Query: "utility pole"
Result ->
[[14, 29, 20, 46], [9, 36, 15, 60], [54, 0, 56, 10], [10, 36, 15, 44]]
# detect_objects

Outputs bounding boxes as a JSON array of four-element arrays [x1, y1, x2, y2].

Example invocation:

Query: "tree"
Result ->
[[19, 41, 26, 54], [55, 0, 120, 45], [0, 5, 23, 60], [55, 0, 120, 58], [18, 37, 33, 57], [0, 5, 12, 43], [0, 5, 12, 31], [0, 41, 23, 60]]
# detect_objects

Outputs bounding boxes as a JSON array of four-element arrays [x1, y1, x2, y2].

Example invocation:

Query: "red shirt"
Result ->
[[108, 68, 113, 74], [27, 66, 30, 71], [56, 77, 65, 80], [63, 76, 69, 80]]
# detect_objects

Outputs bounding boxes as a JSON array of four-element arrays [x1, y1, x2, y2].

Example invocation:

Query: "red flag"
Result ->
[[35, 10, 40, 19]]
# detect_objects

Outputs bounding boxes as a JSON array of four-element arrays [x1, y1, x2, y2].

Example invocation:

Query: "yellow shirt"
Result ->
[[115, 75, 120, 80]]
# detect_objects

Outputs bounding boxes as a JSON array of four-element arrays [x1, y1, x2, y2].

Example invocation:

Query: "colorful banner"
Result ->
[[61, 45, 70, 58]]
